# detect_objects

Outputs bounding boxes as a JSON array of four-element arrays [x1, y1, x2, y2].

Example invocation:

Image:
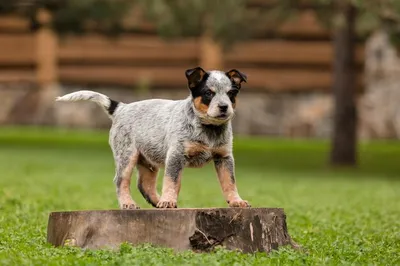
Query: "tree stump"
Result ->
[[47, 208, 298, 253]]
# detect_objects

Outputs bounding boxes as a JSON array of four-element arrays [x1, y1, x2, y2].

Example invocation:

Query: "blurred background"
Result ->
[[0, 2, 399, 263], [1, 0, 400, 167]]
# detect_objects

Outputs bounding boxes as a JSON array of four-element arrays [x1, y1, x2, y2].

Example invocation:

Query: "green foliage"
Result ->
[[139, 0, 260, 48], [50, 0, 134, 35], [0, 0, 135, 35], [3, 0, 400, 46], [354, 0, 400, 45], [135, 0, 400, 47], [272, 0, 400, 44], [0, 127, 399, 265]]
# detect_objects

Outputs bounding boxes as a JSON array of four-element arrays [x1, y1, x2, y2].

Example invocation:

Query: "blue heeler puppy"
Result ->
[[56, 67, 250, 209]]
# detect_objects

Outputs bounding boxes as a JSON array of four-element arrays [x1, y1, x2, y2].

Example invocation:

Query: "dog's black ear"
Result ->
[[185, 67, 207, 89], [226, 69, 247, 88]]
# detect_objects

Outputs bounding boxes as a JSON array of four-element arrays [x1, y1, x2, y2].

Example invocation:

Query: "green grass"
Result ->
[[0, 126, 399, 265]]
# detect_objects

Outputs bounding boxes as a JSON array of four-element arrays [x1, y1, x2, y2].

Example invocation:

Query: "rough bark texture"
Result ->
[[47, 208, 298, 253], [330, 0, 358, 166]]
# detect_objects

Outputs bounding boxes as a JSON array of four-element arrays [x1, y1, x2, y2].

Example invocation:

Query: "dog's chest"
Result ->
[[183, 141, 229, 168]]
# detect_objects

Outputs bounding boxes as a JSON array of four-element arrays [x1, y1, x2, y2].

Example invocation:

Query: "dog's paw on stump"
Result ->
[[47, 208, 299, 253], [156, 200, 177, 208]]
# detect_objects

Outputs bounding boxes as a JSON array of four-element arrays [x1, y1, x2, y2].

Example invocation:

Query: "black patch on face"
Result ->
[[227, 88, 239, 104], [190, 74, 215, 106]]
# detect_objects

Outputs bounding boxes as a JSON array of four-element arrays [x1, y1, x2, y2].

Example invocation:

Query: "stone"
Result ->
[[360, 30, 400, 139]]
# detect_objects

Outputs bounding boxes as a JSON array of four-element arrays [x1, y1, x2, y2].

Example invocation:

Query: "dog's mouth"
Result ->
[[202, 113, 233, 125], [215, 114, 229, 119]]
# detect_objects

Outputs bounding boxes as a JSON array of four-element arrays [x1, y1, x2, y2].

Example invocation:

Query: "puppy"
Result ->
[[56, 67, 250, 209]]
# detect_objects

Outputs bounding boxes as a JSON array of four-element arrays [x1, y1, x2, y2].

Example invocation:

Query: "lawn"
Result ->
[[0, 127, 399, 265]]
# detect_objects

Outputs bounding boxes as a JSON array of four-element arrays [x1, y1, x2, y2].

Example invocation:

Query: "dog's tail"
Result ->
[[56, 90, 121, 117]]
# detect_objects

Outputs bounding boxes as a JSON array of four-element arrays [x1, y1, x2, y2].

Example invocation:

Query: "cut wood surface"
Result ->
[[47, 208, 298, 253]]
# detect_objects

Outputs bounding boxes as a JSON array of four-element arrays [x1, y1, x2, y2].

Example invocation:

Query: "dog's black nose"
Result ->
[[218, 104, 228, 113]]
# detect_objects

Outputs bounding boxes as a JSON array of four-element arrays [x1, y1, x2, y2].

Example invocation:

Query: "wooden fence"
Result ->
[[0, 10, 364, 92]]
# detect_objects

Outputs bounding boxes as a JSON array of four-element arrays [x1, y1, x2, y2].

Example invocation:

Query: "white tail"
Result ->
[[56, 90, 120, 116]]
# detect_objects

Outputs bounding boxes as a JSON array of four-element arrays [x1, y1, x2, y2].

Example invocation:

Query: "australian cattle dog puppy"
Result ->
[[56, 67, 250, 209]]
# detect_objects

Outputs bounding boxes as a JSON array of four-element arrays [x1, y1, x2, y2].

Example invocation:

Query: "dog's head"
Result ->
[[185, 67, 247, 125]]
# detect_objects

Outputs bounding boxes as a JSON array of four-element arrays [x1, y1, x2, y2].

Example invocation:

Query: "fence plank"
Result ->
[[0, 16, 30, 32], [0, 35, 35, 65], [36, 9, 58, 87], [267, 10, 329, 38], [59, 65, 362, 91], [58, 35, 199, 63], [58, 35, 363, 67], [226, 40, 363, 66], [0, 70, 35, 82], [232, 67, 363, 91], [59, 66, 186, 87]]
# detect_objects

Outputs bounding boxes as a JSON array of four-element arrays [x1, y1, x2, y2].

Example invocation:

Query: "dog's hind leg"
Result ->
[[136, 155, 160, 207], [113, 150, 140, 210]]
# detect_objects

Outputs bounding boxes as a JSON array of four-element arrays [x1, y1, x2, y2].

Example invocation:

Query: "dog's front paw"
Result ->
[[121, 203, 140, 210], [228, 199, 251, 208], [119, 200, 140, 210], [156, 200, 177, 208]]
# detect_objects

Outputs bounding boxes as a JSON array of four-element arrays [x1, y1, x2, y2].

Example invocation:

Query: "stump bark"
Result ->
[[47, 208, 298, 253]]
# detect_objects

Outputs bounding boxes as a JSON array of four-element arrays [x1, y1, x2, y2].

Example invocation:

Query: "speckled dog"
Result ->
[[56, 67, 250, 209]]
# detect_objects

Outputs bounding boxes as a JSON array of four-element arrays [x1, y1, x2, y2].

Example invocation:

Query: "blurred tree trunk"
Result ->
[[330, 0, 357, 166]]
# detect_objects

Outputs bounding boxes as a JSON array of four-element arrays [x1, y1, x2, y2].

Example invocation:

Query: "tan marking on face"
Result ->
[[216, 164, 242, 203], [137, 164, 160, 205], [193, 97, 209, 114]]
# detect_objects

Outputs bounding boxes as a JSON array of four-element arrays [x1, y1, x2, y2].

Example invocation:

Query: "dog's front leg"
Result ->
[[156, 154, 185, 208], [214, 156, 250, 207]]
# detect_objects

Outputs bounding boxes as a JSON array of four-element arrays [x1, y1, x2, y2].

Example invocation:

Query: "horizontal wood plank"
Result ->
[[59, 66, 187, 87], [0, 16, 30, 32], [58, 35, 363, 66], [58, 35, 199, 63], [267, 10, 329, 38], [226, 41, 364, 66], [0, 70, 35, 83], [59, 65, 362, 91], [123, 8, 331, 38], [0, 35, 35, 65]]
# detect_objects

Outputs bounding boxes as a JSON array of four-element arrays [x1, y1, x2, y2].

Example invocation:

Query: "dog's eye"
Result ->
[[204, 90, 214, 98], [227, 89, 238, 99]]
